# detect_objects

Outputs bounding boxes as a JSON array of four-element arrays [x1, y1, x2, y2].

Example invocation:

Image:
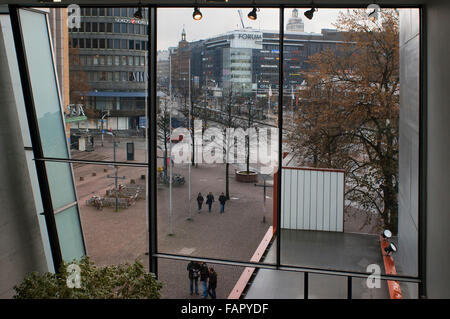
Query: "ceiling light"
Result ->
[[248, 7, 258, 20], [134, 1, 143, 19], [193, 7, 203, 21], [384, 242, 398, 256], [134, 8, 143, 19], [304, 8, 316, 20]]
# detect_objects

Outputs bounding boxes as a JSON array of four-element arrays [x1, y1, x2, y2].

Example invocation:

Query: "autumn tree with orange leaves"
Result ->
[[289, 9, 400, 233]]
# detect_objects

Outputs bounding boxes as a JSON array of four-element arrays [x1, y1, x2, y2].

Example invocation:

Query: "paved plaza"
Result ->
[[72, 135, 273, 299], [71, 134, 383, 299]]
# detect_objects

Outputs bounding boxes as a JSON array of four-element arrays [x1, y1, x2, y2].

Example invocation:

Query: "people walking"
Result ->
[[197, 192, 204, 213], [187, 261, 200, 295], [199, 262, 209, 299], [218, 192, 227, 214], [206, 192, 214, 213], [208, 267, 217, 299]]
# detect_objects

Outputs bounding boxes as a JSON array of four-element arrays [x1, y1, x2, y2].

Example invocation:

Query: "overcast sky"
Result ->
[[157, 8, 346, 50]]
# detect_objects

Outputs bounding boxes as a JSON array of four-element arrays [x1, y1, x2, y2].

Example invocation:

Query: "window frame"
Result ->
[[8, 3, 425, 299]]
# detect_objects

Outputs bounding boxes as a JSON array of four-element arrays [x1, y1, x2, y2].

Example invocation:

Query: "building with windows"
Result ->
[[68, 7, 148, 130], [170, 10, 344, 97]]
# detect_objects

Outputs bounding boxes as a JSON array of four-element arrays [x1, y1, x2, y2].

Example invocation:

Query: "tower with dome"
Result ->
[[286, 8, 305, 32]]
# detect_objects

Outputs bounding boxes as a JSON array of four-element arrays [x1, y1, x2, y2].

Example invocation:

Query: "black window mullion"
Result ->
[[276, 5, 284, 270], [148, 5, 158, 278], [418, 5, 427, 298]]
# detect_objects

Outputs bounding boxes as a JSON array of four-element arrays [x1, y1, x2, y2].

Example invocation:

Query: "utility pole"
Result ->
[[169, 102, 174, 235], [254, 176, 273, 223], [187, 59, 193, 221], [168, 54, 174, 235]]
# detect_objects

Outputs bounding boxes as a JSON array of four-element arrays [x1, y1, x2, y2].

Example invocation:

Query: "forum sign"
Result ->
[[230, 31, 263, 49], [237, 33, 263, 40]]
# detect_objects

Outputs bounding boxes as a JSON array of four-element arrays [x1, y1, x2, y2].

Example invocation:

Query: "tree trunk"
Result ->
[[382, 174, 398, 234]]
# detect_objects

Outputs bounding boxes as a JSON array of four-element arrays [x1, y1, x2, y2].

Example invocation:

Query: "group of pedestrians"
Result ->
[[196, 192, 228, 214], [187, 261, 217, 299]]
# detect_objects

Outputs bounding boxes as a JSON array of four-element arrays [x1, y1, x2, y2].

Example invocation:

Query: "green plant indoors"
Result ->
[[13, 257, 162, 299]]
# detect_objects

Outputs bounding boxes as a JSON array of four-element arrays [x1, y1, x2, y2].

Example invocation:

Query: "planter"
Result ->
[[235, 170, 258, 183]]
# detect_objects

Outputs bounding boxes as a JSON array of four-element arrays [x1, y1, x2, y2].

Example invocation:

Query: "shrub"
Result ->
[[13, 257, 162, 299]]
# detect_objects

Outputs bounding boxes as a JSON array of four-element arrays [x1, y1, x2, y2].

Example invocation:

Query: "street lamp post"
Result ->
[[187, 59, 193, 221], [254, 174, 273, 223], [106, 131, 125, 212]]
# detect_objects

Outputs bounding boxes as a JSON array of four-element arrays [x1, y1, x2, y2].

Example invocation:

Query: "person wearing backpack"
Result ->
[[208, 267, 217, 299], [187, 261, 200, 295], [197, 192, 204, 213], [206, 192, 214, 213]]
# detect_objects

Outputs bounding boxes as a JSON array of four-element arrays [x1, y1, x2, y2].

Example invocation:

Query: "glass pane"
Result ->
[[158, 258, 245, 299], [45, 161, 77, 209], [280, 8, 420, 279], [55, 205, 85, 262], [243, 269, 305, 299], [156, 7, 279, 264], [19, 8, 86, 262], [67, 7, 148, 163], [308, 273, 347, 299], [73, 164, 148, 267], [352, 277, 390, 299], [19, 9, 70, 159]]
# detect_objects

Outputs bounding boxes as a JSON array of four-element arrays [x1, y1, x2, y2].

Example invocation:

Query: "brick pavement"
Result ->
[[73, 136, 273, 299]]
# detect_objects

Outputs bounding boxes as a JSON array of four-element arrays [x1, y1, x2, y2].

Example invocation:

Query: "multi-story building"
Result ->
[[169, 27, 192, 96], [68, 7, 149, 130], [169, 9, 344, 98], [157, 49, 170, 90]]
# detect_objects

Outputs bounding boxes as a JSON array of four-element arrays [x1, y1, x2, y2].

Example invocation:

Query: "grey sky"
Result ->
[[157, 8, 346, 50]]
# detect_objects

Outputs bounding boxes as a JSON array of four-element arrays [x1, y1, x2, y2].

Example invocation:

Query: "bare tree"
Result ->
[[288, 9, 400, 233], [158, 98, 171, 179]]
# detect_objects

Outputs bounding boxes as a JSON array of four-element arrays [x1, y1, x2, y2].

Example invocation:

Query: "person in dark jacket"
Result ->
[[218, 192, 227, 214], [199, 262, 209, 298], [208, 267, 217, 299], [206, 192, 214, 213], [197, 192, 204, 213], [187, 261, 200, 295]]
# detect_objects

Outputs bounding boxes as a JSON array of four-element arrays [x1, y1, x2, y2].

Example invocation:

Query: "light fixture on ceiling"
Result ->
[[193, 6, 203, 21], [248, 7, 259, 20], [134, 4, 143, 20], [384, 242, 398, 256], [304, 7, 316, 20]]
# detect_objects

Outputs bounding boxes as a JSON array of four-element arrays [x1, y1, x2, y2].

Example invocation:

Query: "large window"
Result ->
[[12, 4, 421, 299]]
